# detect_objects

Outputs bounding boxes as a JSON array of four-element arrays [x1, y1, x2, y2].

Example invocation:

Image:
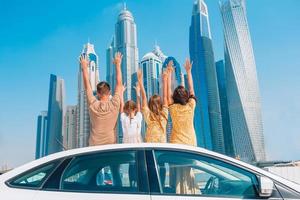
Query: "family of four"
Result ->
[[80, 51, 197, 148]]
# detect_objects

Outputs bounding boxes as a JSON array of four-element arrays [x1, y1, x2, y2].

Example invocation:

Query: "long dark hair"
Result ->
[[172, 85, 195, 105]]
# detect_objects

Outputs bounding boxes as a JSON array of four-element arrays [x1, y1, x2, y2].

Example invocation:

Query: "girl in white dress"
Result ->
[[120, 83, 143, 143]]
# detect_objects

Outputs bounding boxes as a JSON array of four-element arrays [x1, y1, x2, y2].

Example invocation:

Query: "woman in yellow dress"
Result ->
[[166, 58, 197, 195], [167, 58, 197, 146], [137, 68, 169, 143]]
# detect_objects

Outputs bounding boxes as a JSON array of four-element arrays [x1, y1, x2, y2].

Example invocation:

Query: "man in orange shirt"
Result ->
[[79, 52, 123, 146]]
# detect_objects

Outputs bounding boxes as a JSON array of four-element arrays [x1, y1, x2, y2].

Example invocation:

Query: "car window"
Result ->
[[153, 150, 259, 198], [8, 160, 59, 188], [60, 150, 141, 193]]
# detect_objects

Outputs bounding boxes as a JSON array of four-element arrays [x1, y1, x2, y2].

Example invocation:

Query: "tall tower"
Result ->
[[77, 42, 99, 148], [63, 105, 77, 150], [115, 4, 139, 101], [189, 0, 225, 153], [216, 60, 235, 157], [45, 74, 66, 156], [35, 111, 48, 159], [140, 48, 163, 99], [220, 0, 266, 162], [106, 37, 116, 91]]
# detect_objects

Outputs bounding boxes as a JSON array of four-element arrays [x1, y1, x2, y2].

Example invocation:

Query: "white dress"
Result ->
[[120, 112, 143, 143]]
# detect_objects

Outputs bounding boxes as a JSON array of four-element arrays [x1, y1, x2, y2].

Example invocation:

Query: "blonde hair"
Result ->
[[148, 95, 167, 130]]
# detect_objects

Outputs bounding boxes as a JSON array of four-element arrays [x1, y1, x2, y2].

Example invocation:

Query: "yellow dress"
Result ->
[[169, 98, 197, 146], [169, 99, 197, 195], [142, 105, 168, 143]]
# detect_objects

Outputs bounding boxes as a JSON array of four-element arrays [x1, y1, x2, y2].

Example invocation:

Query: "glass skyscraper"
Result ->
[[220, 0, 266, 162], [108, 5, 139, 142], [115, 5, 139, 101], [189, 0, 224, 153], [35, 111, 47, 159], [106, 37, 116, 91], [216, 60, 235, 157], [45, 74, 66, 156], [140, 48, 163, 99], [77, 42, 99, 148], [63, 105, 77, 150]]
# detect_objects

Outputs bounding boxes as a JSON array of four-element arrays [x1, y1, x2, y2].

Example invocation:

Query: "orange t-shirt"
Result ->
[[87, 93, 120, 146]]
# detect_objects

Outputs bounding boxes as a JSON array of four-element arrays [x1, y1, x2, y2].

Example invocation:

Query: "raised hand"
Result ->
[[162, 70, 168, 82], [133, 82, 141, 96], [184, 58, 193, 72], [80, 54, 89, 70], [137, 69, 143, 85], [113, 52, 123, 66], [121, 83, 127, 94], [166, 60, 174, 73]]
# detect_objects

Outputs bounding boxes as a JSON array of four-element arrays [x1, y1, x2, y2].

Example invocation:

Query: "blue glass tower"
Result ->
[[106, 37, 116, 91], [35, 111, 47, 159], [189, 0, 224, 153], [216, 60, 235, 157], [45, 74, 66, 156]]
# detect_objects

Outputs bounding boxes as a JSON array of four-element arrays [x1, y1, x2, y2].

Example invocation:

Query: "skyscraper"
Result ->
[[189, 0, 224, 153], [77, 42, 99, 147], [216, 60, 235, 157], [115, 4, 139, 101], [220, 0, 266, 162], [63, 105, 77, 150], [111, 5, 139, 142], [106, 37, 116, 91], [45, 74, 66, 156], [35, 111, 47, 159], [140, 48, 163, 99]]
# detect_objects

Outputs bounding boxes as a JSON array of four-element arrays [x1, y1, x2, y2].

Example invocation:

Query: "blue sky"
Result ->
[[0, 0, 300, 168]]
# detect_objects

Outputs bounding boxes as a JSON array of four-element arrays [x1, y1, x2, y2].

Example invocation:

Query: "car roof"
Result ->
[[1, 143, 300, 192]]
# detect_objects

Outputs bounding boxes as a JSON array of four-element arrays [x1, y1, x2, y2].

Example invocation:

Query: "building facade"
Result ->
[[220, 0, 266, 162], [189, 0, 224, 153], [63, 105, 77, 150], [106, 37, 116, 91], [140, 50, 163, 99], [77, 42, 99, 148], [35, 111, 48, 159], [115, 5, 139, 101], [45, 74, 66, 156], [216, 60, 235, 157]]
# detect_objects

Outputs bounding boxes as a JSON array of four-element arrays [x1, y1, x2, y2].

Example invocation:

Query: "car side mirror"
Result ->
[[258, 176, 274, 197]]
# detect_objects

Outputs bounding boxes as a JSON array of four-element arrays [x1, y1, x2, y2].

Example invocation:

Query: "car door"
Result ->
[[146, 149, 283, 200], [34, 149, 150, 200]]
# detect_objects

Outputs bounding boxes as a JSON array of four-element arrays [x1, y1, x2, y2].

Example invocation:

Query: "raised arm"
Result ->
[[167, 60, 174, 105], [137, 69, 148, 108], [184, 58, 195, 96], [113, 52, 123, 95], [120, 84, 126, 113], [80, 54, 95, 104], [134, 82, 141, 112], [162, 70, 168, 107]]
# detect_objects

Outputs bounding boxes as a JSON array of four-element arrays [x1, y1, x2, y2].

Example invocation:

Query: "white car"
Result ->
[[1, 143, 300, 200]]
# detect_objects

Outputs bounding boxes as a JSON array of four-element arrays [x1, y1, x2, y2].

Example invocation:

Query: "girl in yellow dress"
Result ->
[[167, 58, 197, 146], [137, 69, 169, 143], [166, 58, 197, 195]]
